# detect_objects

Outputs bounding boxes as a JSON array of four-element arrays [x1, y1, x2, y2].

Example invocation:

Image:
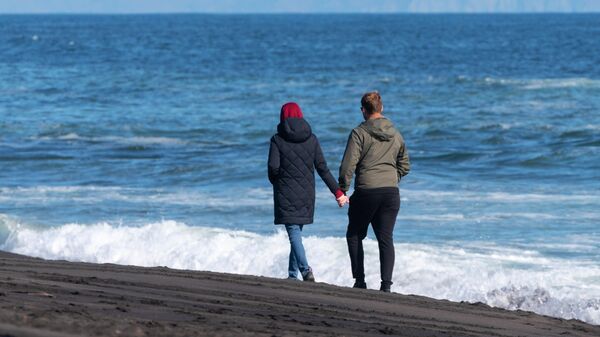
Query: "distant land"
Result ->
[[1, 0, 600, 14]]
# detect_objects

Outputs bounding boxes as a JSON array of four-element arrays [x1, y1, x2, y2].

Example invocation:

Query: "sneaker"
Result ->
[[353, 280, 367, 289], [286, 276, 300, 281], [302, 268, 315, 282]]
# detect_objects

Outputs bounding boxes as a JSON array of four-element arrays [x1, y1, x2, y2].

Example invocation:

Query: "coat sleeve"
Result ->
[[338, 129, 362, 192], [396, 134, 410, 179], [268, 137, 280, 185], [314, 136, 340, 195]]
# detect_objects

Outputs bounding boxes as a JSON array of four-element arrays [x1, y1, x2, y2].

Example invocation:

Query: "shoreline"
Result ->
[[1, 250, 598, 337]]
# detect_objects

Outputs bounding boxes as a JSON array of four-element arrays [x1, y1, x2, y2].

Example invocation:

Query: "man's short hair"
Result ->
[[361, 91, 383, 115]]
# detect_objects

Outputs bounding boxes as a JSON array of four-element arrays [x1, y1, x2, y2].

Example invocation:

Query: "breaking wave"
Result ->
[[1, 218, 599, 325]]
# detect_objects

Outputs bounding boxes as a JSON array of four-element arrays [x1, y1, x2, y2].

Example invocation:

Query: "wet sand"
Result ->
[[1, 251, 598, 337]]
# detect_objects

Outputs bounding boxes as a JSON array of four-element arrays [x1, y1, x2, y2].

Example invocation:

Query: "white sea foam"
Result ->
[[1, 219, 599, 325], [37, 133, 187, 146], [0, 186, 274, 208], [2, 186, 598, 223], [521, 78, 600, 90], [57, 133, 80, 140], [402, 214, 466, 222], [400, 212, 589, 222], [481, 77, 600, 90], [404, 189, 600, 203], [584, 124, 600, 131], [0, 185, 124, 194], [3, 185, 598, 205]]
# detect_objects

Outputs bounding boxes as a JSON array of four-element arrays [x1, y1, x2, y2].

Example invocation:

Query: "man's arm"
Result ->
[[268, 137, 280, 184], [396, 135, 410, 179], [338, 130, 362, 192]]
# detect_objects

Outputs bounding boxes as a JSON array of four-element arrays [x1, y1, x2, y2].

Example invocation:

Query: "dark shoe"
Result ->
[[353, 281, 367, 289], [302, 268, 315, 282], [380, 281, 392, 293], [353, 280, 367, 289]]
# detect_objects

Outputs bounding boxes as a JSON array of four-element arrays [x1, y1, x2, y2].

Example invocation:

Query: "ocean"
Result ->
[[0, 14, 599, 324]]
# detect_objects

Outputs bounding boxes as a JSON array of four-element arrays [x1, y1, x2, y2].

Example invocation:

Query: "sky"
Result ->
[[1, 0, 600, 14]]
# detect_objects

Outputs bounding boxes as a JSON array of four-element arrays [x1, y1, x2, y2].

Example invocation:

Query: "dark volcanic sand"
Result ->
[[0, 251, 598, 337]]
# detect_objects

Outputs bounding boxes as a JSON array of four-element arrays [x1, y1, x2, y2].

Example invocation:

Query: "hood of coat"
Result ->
[[277, 118, 312, 143], [359, 117, 397, 141]]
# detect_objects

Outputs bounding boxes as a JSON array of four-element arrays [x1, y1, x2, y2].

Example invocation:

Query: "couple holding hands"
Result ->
[[268, 92, 410, 292]]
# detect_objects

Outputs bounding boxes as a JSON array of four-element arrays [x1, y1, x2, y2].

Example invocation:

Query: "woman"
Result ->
[[268, 102, 348, 281]]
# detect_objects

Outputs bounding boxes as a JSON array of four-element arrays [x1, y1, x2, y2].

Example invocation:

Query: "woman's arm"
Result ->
[[268, 137, 280, 184], [314, 137, 344, 199]]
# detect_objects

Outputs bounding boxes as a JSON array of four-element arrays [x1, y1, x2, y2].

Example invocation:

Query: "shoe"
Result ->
[[302, 268, 315, 282], [353, 280, 367, 289], [286, 276, 300, 281], [380, 281, 392, 293]]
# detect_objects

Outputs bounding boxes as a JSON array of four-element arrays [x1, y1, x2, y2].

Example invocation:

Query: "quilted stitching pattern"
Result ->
[[275, 136, 316, 223], [269, 118, 339, 225], [274, 135, 317, 223]]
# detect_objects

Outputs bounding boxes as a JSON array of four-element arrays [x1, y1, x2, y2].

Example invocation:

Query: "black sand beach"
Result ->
[[1, 251, 598, 337]]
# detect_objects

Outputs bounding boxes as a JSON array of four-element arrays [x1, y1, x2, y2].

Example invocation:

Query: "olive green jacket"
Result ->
[[338, 117, 410, 192]]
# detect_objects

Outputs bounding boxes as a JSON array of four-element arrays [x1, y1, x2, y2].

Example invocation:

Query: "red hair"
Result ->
[[280, 102, 304, 123]]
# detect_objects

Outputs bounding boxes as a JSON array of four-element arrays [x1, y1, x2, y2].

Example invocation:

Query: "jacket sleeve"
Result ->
[[338, 129, 362, 192], [268, 137, 280, 184], [314, 137, 342, 196], [396, 135, 410, 179]]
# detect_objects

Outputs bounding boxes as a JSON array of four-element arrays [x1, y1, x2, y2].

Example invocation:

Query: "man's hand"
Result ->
[[336, 195, 349, 208]]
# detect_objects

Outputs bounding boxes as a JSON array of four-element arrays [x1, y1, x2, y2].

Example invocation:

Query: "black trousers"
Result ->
[[346, 187, 400, 283]]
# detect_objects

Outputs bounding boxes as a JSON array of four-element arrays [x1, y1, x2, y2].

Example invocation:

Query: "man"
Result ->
[[338, 91, 410, 292]]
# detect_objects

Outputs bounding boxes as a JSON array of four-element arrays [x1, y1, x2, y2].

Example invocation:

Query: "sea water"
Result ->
[[0, 14, 599, 324]]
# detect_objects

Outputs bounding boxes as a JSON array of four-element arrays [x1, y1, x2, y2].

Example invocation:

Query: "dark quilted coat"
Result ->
[[268, 118, 339, 224]]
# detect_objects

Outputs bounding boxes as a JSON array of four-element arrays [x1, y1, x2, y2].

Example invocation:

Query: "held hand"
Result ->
[[336, 195, 349, 208]]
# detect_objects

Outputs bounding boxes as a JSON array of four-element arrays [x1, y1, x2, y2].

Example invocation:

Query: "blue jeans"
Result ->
[[285, 224, 309, 278]]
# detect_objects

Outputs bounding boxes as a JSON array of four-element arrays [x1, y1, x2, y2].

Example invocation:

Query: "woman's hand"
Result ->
[[336, 195, 349, 208]]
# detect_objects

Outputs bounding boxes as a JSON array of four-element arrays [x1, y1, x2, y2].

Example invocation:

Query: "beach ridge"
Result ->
[[1, 250, 598, 337]]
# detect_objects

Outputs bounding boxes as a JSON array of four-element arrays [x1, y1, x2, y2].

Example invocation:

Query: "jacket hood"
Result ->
[[359, 118, 397, 141], [277, 118, 312, 143]]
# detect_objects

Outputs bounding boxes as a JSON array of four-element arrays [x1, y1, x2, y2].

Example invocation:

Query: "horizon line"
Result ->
[[1, 11, 599, 15]]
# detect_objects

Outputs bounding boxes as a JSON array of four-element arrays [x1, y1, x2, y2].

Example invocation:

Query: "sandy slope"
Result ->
[[0, 251, 598, 337]]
